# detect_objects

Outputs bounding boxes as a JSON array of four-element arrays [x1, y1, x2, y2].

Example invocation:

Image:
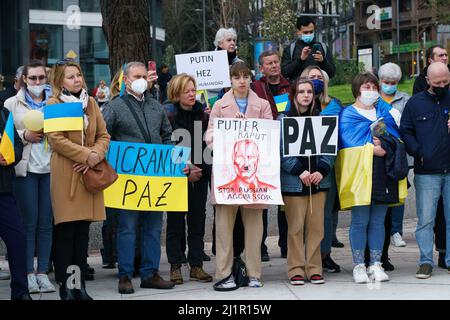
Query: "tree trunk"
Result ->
[[100, 0, 151, 77]]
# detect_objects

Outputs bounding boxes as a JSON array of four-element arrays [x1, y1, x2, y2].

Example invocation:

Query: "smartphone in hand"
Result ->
[[312, 43, 322, 54], [148, 61, 157, 72]]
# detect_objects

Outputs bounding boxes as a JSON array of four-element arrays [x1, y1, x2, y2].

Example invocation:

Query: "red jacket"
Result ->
[[251, 76, 291, 120]]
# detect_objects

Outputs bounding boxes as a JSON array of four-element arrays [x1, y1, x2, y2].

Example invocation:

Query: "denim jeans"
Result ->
[[350, 204, 388, 265], [414, 173, 450, 266], [117, 210, 163, 280], [321, 182, 337, 256], [391, 205, 405, 236], [14, 173, 53, 273]]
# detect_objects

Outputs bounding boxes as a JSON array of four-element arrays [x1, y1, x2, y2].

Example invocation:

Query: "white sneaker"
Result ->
[[36, 273, 56, 293], [368, 262, 390, 282], [353, 264, 369, 284], [248, 277, 264, 288], [391, 232, 406, 247], [27, 273, 40, 294]]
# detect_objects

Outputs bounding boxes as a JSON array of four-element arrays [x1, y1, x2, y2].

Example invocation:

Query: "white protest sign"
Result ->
[[282, 116, 338, 157], [175, 50, 231, 90], [213, 118, 284, 205]]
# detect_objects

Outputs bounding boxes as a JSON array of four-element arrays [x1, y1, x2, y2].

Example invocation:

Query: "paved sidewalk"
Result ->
[[0, 218, 449, 300]]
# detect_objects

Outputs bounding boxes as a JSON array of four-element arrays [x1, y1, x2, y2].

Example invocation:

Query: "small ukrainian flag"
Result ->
[[0, 112, 15, 165], [44, 102, 83, 133], [119, 63, 126, 97], [274, 93, 291, 113]]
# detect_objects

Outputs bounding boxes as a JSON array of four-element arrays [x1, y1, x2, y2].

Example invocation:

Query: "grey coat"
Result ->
[[102, 92, 173, 145], [390, 91, 410, 114]]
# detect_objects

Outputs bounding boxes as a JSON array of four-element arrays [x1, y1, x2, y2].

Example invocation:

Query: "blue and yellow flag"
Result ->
[[335, 100, 406, 209], [274, 93, 291, 113], [119, 63, 126, 97], [44, 102, 83, 133], [0, 112, 15, 165]]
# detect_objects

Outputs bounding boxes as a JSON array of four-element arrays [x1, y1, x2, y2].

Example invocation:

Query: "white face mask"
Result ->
[[359, 90, 379, 106], [27, 84, 46, 97], [130, 78, 148, 95]]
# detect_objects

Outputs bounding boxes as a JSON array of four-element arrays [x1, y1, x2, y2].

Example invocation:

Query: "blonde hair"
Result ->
[[50, 60, 87, 98], [167, 73, 197, 103], [300, 65, 331, 106], [110, 69, 122, 98]]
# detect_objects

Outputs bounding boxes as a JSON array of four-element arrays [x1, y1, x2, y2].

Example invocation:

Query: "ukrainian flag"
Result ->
[[0, 112, 15, 165], [335, 100, 407, 209], [274, 93, 291, 113], [44, 102, 83, 133], [119, 63, 126, 97]]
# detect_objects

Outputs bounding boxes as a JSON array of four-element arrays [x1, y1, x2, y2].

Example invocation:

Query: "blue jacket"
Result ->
[[400, 90, 450, 174]]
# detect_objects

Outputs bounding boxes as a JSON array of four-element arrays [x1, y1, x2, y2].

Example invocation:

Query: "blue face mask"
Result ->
[[311, 79, 324, 94], [300, 33, 315, 43], [381, 83, 397, 95]]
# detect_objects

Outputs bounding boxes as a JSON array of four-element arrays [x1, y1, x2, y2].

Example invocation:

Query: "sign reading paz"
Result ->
[[282, 116, 338, 157], [213, 118, 284, 205], [104, 141, 190, 212], [175, 50, 231, 90]]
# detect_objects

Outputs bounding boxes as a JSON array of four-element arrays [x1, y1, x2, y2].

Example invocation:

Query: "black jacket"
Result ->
[[413, 64, 450, 95], [0, 107, 23, 193], [0, 86, 17, 106], [400, 90, 450, 174], [281, 38, 336, 81]]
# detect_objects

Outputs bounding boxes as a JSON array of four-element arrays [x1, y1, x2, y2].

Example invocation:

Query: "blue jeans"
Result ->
[[391, 205, 405, 236], [117, 210, 163, 280], [321, 182, 337, 256], [414, 173, 450, 267], [14, 173, 53, 273], [350, 204, 388, 265]]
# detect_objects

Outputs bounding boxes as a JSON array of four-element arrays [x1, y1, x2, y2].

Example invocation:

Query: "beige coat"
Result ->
[[47, 96, 110, 225]]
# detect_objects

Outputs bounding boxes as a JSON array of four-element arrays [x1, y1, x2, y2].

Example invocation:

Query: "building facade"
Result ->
[[0, 0, 165, 90]]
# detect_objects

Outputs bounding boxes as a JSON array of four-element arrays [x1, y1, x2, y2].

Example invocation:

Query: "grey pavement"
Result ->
[[1, 217, 450, 300]]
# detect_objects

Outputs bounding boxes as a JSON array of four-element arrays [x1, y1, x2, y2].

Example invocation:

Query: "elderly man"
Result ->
[[103, 61, 175, 294], [400, 62, 450, 279]]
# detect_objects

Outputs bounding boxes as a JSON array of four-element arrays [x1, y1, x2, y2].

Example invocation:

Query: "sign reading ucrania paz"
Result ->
[[213, 118, 284, 205], [175, 50, 231, 90]]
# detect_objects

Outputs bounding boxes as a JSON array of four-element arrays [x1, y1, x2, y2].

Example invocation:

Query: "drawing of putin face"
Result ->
[[232, 139, 259, 182]]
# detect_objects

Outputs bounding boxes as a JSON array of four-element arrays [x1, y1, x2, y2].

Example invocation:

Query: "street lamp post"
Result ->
[[195, 1, 206, 52]]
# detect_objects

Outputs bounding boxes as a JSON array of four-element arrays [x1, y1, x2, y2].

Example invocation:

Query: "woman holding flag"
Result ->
[[336, 72, 406, 284], [279, 78, 334, 286], [4, 60, 56, 294], [47, 59, 110, 300]]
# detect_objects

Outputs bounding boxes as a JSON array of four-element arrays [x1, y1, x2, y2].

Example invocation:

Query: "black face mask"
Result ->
[[432, 84, 450, 100]]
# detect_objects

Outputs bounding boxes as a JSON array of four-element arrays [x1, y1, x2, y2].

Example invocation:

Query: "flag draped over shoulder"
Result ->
[[44, 102, 83, 133], [0, 112, 15, 165], [335, 99, 406, 209]]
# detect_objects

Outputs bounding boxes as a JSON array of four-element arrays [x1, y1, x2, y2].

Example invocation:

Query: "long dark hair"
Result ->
[[289, 78, 318, 117]]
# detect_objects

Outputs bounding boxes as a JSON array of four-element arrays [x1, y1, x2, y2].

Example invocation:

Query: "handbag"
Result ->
[[82, 159, 118, 193]]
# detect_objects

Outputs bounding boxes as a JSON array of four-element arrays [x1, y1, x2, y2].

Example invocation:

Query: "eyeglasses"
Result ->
[[27, 75, 46, 81], [56, 58, 76, 65]]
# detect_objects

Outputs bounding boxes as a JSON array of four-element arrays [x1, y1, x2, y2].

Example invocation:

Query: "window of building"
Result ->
[[80, 26, 110, 89], [29, 24, 63, 65], [399, 0, 412, 12], [79, 0, 101, 12], [30, 0, 63, 11], [400, 29, 412, 44]]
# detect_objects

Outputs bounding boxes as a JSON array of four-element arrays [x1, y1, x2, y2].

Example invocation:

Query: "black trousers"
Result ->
[[53, 220, 90, 285], [435, 197, 446, 252], [0, 193, 28, 299], [166, 179, 208, 266]]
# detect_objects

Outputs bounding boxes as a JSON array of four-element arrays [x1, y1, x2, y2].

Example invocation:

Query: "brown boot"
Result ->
[[170, 264, 183, 285], [118, 276, 134, 294], [140, 273, 175, 289], [190, 266, 213, 282]]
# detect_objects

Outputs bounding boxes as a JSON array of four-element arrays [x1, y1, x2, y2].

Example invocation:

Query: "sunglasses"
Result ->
[[27, 75, 46, 81], [56, 58, 76, 65]]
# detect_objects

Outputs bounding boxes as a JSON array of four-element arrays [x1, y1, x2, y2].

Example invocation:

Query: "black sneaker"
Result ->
[[382, 259, 395, 272], [416, 263, 433, 279], [322, 255, 341, 273], [202, 251, 211, 262], [438, 252, 446, 269], [261, 253, 270, 262]]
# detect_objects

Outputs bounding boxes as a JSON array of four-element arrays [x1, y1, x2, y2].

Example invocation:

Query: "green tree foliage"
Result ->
[[262, 0, 296, 50]]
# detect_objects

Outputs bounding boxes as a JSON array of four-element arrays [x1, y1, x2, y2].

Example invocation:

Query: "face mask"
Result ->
[[381, 83, 397, 95], [432, 84, 449, 100], [130, 78, 148, 95], [300, 33, 314, 44], [311, 79, 324, 94], [359, 90, 380, 106], [27, 84, 46, 97]]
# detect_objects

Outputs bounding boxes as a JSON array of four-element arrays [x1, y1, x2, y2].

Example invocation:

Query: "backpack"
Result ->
[[289, 41, 328, 61]]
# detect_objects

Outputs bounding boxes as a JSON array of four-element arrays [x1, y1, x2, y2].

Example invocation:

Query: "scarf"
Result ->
[[59, 88, 89, 129], [24, 85, 52, 110]]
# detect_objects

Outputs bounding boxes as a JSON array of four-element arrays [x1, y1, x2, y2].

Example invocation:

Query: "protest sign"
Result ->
[[212, 118, 283, 205], [282, 116, 338, 157], [175, 50, 231, 90], [104, 141, 190, 212]]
